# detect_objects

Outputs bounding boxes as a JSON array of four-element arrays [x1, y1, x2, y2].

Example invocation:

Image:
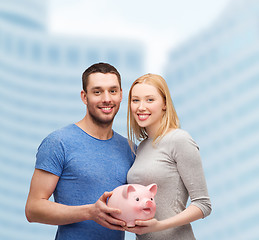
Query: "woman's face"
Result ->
[[130, 83, 166, 138]]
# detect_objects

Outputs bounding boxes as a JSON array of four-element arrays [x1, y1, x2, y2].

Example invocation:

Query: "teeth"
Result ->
[[102, 107, 111, 110], [139, 114, 148, 119]]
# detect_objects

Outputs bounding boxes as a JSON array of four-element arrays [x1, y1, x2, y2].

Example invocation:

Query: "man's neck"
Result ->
[[75, 116, 113, 140]]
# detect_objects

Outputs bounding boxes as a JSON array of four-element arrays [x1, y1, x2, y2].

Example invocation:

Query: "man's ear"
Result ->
[[81, 90, 87, 105], [120, 89, 123, 102]]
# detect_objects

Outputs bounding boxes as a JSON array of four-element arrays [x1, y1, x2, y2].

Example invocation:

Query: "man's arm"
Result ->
[[25, 169, 125, 230]]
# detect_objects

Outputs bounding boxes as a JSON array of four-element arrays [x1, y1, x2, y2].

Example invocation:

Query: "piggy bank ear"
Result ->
[[147, 183, 157, 196], [122, 184, 136, 199]]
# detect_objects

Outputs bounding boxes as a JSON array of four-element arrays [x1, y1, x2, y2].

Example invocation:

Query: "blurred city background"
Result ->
[[0, 0, 258, 239]]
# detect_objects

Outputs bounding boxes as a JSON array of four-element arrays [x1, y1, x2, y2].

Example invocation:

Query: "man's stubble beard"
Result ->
[[88, 110, 115, 128], [87, 103, 120, 128]]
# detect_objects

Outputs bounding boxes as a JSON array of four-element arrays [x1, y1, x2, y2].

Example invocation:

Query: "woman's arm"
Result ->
[[125, 205, 203, 235]]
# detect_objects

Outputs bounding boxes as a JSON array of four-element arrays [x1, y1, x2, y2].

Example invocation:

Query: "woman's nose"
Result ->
[[138, 101, 146, 110]]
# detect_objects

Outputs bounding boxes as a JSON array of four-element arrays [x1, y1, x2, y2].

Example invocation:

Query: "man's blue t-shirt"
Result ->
[[35, 124, 135, 240]]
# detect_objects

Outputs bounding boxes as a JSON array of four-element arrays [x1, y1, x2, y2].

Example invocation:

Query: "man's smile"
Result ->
[[99, 106, 114, 114]]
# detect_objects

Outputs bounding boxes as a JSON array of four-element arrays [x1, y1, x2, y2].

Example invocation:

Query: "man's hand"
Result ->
[[89, 191, 126, 231]]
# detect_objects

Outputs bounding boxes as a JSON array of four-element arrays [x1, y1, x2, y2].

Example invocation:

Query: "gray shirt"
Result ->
[[127, 129, 211, 240]]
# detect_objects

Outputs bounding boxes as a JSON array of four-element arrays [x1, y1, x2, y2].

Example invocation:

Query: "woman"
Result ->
[[126, 73, 211, 239]]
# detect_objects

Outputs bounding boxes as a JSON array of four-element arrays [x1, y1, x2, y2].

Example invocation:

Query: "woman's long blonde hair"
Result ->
[[127, 73, 180, 150]]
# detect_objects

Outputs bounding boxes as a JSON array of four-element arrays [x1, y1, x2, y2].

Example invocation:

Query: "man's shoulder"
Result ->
[[113, 131, 128, 142], [112, 131, 133, 149], [43, 124, 77, 142]]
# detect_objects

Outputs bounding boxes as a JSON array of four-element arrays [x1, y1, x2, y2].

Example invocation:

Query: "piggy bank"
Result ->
[[107, 183, 157, 227]]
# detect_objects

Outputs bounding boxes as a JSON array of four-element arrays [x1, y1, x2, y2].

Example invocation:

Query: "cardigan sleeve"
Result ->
[[172, 130, 212, 218]]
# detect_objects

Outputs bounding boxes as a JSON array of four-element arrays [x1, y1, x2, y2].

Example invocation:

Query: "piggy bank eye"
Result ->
[[151, 198, 153, 201], [136, 197, 139, 201]]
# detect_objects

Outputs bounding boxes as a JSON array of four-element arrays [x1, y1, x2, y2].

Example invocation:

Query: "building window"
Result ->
[[106, 50, 119, 66], [16, 37, 27, 59], [125, 52, 140, 70], [86, 49, 100, 63], [31, 41, 42, 62], [4, 33, 13, 55], [67, 48, 79, 65], [47, 45, 60, 64]]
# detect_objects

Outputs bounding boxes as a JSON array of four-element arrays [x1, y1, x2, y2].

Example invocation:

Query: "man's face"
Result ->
[[85, 72, 122, 126]]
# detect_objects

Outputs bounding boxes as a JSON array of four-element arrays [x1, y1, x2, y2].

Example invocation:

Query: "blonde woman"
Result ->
[[126, 74, 211, 240]]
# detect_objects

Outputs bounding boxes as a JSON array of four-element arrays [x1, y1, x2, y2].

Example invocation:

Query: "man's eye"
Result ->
[[94, 91, 101, 95], [110, 90, 117, 94]]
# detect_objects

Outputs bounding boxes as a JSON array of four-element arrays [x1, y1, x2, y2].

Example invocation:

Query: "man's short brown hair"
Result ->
[[82, 62, 121, 92]]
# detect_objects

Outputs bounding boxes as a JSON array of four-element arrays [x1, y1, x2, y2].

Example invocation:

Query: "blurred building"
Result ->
[[0, 0, 144, 239], [164, 0, 259, 239]]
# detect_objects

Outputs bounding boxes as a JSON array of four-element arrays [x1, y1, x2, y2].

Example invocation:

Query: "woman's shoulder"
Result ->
[[165, 128, 191, 140], [165, 128, 199, 149]]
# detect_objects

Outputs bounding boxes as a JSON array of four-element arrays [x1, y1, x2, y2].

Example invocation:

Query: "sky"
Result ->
[[48, 0, 231, 73]]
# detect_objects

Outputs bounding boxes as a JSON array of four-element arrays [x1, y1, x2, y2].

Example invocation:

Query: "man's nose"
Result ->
[[102, 91, 112, 102]]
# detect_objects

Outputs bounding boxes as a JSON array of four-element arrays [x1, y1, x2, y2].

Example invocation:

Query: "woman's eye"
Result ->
[[132, 99, 139, 103], [147, 99, 154, 102]]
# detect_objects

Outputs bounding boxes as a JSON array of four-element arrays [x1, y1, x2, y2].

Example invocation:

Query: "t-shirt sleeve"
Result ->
[[172, 131, 212, 218], [35, 133, 65, 177]]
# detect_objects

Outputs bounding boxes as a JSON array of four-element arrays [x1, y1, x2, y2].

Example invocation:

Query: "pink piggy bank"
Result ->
[[107, 183, 157, 227]]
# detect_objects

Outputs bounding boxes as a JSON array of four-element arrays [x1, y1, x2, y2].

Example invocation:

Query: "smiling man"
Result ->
[[25, 63, 135, 240], [79, 71, 122, 131]]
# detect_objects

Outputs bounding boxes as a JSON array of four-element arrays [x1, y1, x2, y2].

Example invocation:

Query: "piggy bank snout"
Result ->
[[145, 200, 154, 208]]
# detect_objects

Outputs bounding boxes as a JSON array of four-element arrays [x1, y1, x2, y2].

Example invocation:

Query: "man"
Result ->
[[25, 63, 135, 240]]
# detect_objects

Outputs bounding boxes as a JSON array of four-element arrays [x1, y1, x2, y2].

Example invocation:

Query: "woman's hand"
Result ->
[[125, 205, 204, 235], [124, 218, 163, 235]]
